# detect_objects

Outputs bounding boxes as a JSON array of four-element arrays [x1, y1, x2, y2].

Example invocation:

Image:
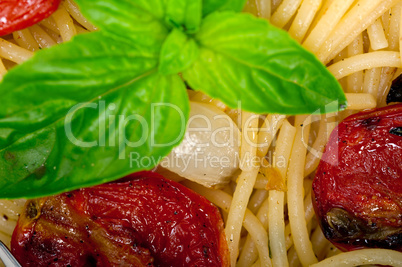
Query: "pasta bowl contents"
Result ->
[[0, 0, 402, 266]]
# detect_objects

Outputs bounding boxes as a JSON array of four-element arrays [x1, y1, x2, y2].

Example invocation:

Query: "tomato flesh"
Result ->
[[312, 104, 402, 252], [11, 171, 229, 266], [0, 0, 61, 36]]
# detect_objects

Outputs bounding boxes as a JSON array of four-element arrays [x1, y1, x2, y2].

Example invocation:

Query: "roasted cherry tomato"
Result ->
[[0, 0, 60, 36], [312, 104, 402, 252], [11, 171, 229, 266]]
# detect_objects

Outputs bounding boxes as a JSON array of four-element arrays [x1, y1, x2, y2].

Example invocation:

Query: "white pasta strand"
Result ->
[[247, 189, 268, 214], [190, 91, 227, 111], [269, 120, 296, 267], [304, 114, 336, 177], [396, 11, 402, 73], [302, 0, 355, 52], [311, 227, 331, 261], [271, 0, 303, 28], [327, 51, 401, 80], [29, 25, 57, 48], [63, 0, 97, 31], [271, 0, 283, 13], [1, 1, 402, 266], [287, 115, 317, 266], [345, 93, 377, 110], [255, 0, 271, 20], [363, 66, 382, 99], [310, 249, 402, 267], [306, 0, 335, 33], [257, 114, 286, 157], [285, 187, 315, 250], [287, 245, 301, 267], [318, 0, 400, 64], [367, 19, 389, 50], [399, 3, 402, 62], [0, 199, 25, 247], [13, 29, 40, 52], [74, 24, 90, 34], [52, 5, 77, 42], [288, 0, 322, 43], [225, 111, 261, 266], [332, 47, 348, 89], [225, 168, 260, 266], [388, 2, 402, 51], [39, 17, 59, 33], [382, 9, 392, 37], [253, 173, 271, 189], [346, 34, 364, 93], [377, 67, 397, 106], [240, 111, 259, 171], [0, 39, 33, 64], [238, 198, 269, 266], [375, 2, 402, 104], [244, 0, 262, 17]]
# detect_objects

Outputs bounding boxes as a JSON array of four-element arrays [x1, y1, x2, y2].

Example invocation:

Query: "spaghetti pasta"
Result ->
[[268, 120, 295, 267], [0, 0, 402, 266], [310, 249, 402, 267], [367, 19, 389, 50], [327, 51, 401, 80], [287, 0, 321, 42], [346, 34, 364, 93]]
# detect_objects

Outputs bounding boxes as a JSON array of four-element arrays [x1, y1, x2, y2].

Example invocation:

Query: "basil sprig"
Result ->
[[0, 0, 346, 198]]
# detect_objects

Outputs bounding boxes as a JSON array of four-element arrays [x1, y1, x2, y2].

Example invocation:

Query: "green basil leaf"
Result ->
[[0, 30, 166, 118], [73, 0, 168, 44], [218, 0, 248, 12], [0, 32, 189, 198], [202, 0, 247, 15], [202, 0, 228, 16], [159, 28, 200, 75], [183, 12, 347, 114], [0, 73, 188, 198], [165, 0, 202, 33]]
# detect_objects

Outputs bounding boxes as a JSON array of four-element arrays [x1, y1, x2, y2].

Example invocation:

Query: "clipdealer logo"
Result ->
[[63, 99, 341, 166], [64, 100, 187, 159]]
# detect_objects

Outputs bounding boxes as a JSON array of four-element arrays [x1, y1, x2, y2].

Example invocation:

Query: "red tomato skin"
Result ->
[[11, 171, 229, 267], [312, 104, 402, 252], [0, 0, 61, 36]]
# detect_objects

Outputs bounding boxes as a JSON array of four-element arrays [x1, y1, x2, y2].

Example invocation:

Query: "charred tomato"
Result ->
[[312, 104, 402, 251], [0, 0, 61, 36], [11, 171, 229, 266]]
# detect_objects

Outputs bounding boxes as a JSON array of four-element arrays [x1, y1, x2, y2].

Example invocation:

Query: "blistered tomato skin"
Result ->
[[0, 0, 61, 36], [312, 104, 402, 252], [11, 171, 229, 266]]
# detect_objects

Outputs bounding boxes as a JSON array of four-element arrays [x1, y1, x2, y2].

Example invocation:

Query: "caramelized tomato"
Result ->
[[0, 0, 60, 36], [11, 171, 229, 266], [312, 104, 402, 252]]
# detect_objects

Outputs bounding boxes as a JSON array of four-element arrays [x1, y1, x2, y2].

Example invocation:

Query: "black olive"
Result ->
[[387, 74, 402, 104]]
